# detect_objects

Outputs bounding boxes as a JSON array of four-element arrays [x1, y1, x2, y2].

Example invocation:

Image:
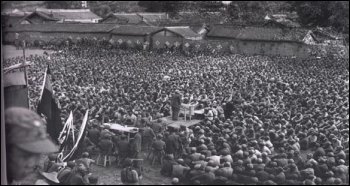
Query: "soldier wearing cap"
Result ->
[[5, 107, 58, 184], [171, 90, 182, 121], [77, 152, 95, 172], [57, 161, 76, 184], [43, 153, 63, 173], [130, 128, 143, 158], [142, 124, 156, 152], [161, 154, 177, 177], [165, 128, 181, 158], [66, 159, 90, 185], [116, 134, 130, 165], [149, 134, 166, 163], [87, 124, 101, 146], [171, 177, 180, 185], [188, 164, 205, 184], [151, 118, 164, 134]]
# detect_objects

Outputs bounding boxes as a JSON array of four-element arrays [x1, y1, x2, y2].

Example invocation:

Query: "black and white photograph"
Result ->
[[1, 1, 349, 185]]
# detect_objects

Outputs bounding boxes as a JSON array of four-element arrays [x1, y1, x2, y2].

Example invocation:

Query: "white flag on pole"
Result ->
[[58, 111, 73, 143], [63, 109, 89, 161]]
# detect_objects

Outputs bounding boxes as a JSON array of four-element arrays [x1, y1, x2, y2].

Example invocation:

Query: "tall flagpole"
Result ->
[[39, 66, 48, 103], [22, 40, 30, 108]]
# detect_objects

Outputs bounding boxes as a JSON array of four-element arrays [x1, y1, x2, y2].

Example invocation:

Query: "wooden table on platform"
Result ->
[[160, 116, 201, 129]]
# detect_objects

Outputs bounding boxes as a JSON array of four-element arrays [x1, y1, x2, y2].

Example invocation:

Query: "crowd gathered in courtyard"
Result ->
[[4, 40, 349, 185]]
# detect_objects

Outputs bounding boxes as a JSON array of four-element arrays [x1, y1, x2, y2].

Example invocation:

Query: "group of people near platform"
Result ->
[[4, 39, 349, 185]]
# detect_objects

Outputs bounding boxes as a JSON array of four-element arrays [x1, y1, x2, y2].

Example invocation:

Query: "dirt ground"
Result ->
[[90, 151, 173, 185]]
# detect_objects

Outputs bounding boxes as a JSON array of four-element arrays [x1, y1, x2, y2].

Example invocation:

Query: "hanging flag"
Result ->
[[109, 39, 115, 45], [58, 111, 74, 147], [37, 65, 63, 144], [127, 40, 132, 45], [174, 41, 180, 47], [155, 40, 160, 46], [118, 39, 123, 45], [4, 66, 29, 109], [217, 44, 222, 50], [57, 111, 75, 160], [230, 45, 235, 53], [63, 109, 89, 161], [143, 41, 150, 50]]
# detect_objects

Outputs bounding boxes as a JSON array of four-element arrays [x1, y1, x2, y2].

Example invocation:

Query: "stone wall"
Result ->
[[184, 38, 309, 57], [110, 35, 146, 48], [4, 31, 110, 44]]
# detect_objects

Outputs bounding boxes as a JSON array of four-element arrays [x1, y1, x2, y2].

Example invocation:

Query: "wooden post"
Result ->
[[1, 40, 8, 185], [22, 42, 27, 81]]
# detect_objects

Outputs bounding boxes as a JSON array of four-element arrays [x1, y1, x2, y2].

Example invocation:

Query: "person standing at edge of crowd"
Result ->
[[5, 107, 59, 185], [130, 129, 143, 159], [142, 124, 156, 152], [171, 90, 182, 121], [121, 158, 139, 185]]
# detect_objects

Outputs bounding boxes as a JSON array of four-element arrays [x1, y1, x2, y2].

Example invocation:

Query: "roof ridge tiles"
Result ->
[[36, 8, 91, 12]]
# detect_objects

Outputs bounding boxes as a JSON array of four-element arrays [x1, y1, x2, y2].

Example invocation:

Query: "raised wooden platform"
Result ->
[[161, 116, 202, 129]]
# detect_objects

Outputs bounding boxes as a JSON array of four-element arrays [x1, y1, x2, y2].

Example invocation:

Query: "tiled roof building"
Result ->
[[21, 9, 102, 24]]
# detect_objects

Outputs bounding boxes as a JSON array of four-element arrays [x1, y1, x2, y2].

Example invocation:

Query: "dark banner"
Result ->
[[37, 66, 63, 144]]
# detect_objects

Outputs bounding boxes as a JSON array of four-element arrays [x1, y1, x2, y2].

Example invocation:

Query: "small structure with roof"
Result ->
[[312, 27, 345, 45], [264, 12, 300, 28], [264, 19, 301, 28], [100, 13, 146, 25], [20, 11, 59, 24], [98, 13, 130, 24], [138, 12, 168, 26], [1, 9, 32, 28]]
